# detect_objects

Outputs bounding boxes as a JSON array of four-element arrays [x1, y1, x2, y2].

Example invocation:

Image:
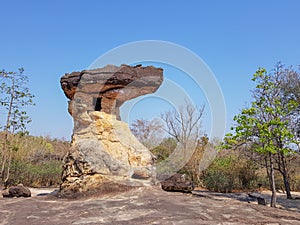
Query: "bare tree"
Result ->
[[161, 102, 205, 150], [130, 118, 164, 149], [157, 102, 205, 179], [279, 64, 300, 146]]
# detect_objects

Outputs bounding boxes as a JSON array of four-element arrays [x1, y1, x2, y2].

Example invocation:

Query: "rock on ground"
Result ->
[[161, 173, 195, 193], [2, 184, 31, 198]]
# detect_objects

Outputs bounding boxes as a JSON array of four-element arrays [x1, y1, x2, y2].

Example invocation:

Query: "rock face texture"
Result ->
[[60, 64, 163, 196], [2, 188, 300, 224], [60, 64, 163, 119]]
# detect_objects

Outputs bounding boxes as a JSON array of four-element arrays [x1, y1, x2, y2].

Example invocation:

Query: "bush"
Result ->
[[202, 156, 236, 192], [202, 154, 258, 192], [290, 174, 300, 191], [6, 159, 63, 187], [151, 138, 177, 163], [0, 133, 69, 187]]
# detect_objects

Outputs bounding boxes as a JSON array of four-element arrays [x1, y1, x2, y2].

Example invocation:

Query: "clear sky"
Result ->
[[1, 0, 299, 140]]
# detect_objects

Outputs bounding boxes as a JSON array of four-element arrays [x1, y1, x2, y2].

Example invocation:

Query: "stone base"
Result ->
[[59, 112, 158, 197], [59, 174, 157, 198]]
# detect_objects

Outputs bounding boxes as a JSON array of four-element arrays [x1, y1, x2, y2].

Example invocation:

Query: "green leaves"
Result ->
[[224, 65, 298, 156], [252, 67, 267, 81], [0, 68, 35, 133]]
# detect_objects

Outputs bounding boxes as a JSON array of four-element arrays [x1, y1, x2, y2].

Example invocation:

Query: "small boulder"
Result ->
[[248, 193, 266, 205], [257, 197, 267, 205], [161, 174, 194, 193], [2, 184, 31, 198]]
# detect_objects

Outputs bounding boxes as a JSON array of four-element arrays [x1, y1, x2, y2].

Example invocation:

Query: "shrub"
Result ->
[[0, 133, 69, 187], [151, 138, 176, 163], [202, 156, 236, 192], [202, 154, 258, 192], [6, 159, 63, 187]]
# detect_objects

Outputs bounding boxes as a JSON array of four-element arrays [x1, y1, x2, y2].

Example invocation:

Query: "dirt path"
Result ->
[[1, 187, 300, 225]]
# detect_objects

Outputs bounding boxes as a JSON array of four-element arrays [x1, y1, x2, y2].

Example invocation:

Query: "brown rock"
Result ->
[[60, 64, 163, 119], [161, 173, 195, 193], [248, 193, 267, 205], [2, 184, 31, 198], [59, 65, 163, 196]]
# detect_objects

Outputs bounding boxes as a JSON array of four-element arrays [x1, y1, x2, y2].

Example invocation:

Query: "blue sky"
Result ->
[[1, 0, 300, 139]]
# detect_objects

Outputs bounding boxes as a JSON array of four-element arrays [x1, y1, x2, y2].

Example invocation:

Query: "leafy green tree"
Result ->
[[0, 68, 34, 185], [224, 67, 298, 207]]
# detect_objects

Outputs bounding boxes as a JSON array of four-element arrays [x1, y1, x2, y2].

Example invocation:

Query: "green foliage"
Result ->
[[202, 153, 258, 192], [203, 157, 236, 193], [0, 68, 35, 183], [0, 132, 69, 187], [225, 65, 298, 156], [7, 160, 62, 187], [223, 64, 299, 204], [0, 68, 35, 132], [151, 138, 177, 162]]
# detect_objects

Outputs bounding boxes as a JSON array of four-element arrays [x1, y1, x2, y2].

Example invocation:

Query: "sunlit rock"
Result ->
[[59, 64, 163, 196]]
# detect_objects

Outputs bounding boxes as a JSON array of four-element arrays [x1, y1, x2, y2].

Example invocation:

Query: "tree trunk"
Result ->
[[269, 153, 277, 207], [278, 152, 293, 199], [277, 144, 293, 199], [265, 154, 277, 207], [282, 172, 292, 199], [1, 78, 14, 184], [0, 130, 8, 183], [4, 144, 13, 185]]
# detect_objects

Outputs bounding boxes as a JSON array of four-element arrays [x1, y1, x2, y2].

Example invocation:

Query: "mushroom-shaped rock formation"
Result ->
[[60, 64, 163, 119], [59, 64, 163, 196]]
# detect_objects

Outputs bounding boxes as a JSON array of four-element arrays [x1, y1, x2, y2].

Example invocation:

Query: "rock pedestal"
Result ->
[[59, 64, 163, 196]]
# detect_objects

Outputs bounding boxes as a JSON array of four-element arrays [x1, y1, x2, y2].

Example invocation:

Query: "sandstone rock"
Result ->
[[161, 173, 194, 193], [60, 64, 163, 119], [59, 65, 163, 196], [2, 184, 31, 198]]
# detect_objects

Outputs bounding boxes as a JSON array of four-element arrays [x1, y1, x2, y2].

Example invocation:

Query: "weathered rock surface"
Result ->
[[2, 184, 31, 198], [161, 173, 195, 193], [1, 187, 300, 224], [59, 65, 163, 196], [60, 64, 163, 119]]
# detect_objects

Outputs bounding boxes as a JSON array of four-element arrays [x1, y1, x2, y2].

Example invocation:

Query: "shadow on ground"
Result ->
[[192, 189, 300, 212]]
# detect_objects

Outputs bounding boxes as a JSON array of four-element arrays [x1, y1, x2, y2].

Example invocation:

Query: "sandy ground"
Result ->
[[0, 187, 300, 225]]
